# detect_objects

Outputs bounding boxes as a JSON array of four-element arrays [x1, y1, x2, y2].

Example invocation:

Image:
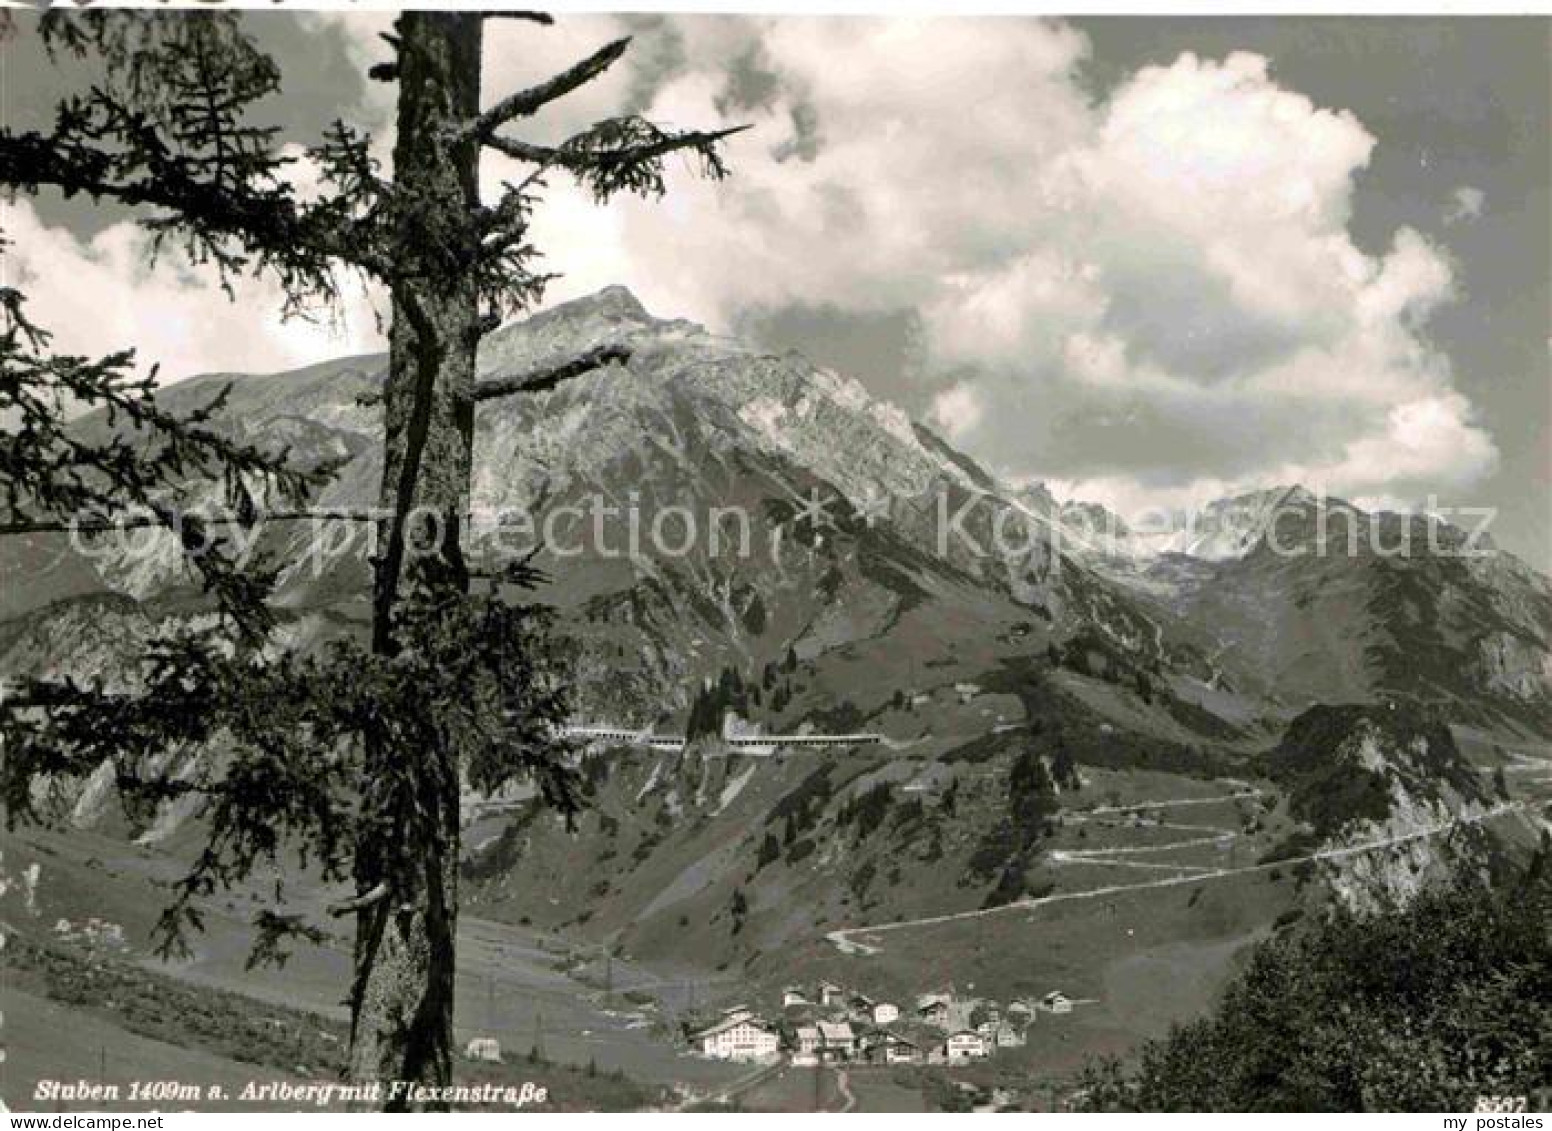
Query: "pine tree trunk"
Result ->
[[346, 12, 483, 1108]]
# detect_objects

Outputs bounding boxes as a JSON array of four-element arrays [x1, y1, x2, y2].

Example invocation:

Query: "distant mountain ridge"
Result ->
[[4, 286, 1548, 737], [4, 286, 1548, 1017]]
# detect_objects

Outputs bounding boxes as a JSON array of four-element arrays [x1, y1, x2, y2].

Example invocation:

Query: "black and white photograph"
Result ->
[[0, 0, 1548, 1117]]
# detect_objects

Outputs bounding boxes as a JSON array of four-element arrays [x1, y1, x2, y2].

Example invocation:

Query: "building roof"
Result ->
[[816, 1020, 855, 1042], [692, 1014, 773, 1041]]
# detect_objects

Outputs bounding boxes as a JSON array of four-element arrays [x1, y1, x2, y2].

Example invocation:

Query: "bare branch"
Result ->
[[327, 882, 390, 918], [473, 343, 631, 401], [483, 135, 553, 165], [470, 37, 630, 140]]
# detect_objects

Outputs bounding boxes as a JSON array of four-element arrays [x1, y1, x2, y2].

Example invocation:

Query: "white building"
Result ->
[[816, 1020, 856, 1061], [463, 1037, 502, 1063], [782, 986, 810, 1008], [872, 1001, 900, 1025], [793, 1025, 823, 1056], [943, 1030, 989, 1063], [692, 1016, 780, 1062], [1040, 991, 1073, 1015], [817, 981, 845, 1008]]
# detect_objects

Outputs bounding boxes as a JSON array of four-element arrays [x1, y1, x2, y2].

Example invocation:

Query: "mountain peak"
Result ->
[[502, 283, 661, 338], [574, 284, 650, 319], [1212, 484, 1318, 511]]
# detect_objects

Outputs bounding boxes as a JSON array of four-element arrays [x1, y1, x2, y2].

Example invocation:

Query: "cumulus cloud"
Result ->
[[4, 199, 384, 384], [450, 18, 1492, 513], [12, 14, 1497, 516], [543, 22, 1495, 512]]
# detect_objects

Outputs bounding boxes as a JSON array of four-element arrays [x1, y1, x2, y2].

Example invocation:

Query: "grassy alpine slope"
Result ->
[[1076, 850, 1552, 1112]]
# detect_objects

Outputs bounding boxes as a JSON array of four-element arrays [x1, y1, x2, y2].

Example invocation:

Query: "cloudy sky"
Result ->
[[6, 14, 1548, 568]]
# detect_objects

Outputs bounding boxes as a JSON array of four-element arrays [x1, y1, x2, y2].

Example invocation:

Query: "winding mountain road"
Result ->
[[827, 796, 1524, 956]]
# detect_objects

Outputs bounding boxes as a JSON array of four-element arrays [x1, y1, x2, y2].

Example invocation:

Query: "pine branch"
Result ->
[[0, 128, 390, 283], [0, 508, 381, 537], [473, 343, 631, 401], [484, 119, 750, 204], [487, 123, 749, 172]]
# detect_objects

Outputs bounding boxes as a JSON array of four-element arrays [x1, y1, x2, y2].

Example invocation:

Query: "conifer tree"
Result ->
[[0, 9, 742, 1104]]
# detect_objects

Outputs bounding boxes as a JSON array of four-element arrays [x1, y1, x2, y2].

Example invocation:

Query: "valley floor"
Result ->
[[4, 742, 1543, 1112], [0, 824, 744, 1112]]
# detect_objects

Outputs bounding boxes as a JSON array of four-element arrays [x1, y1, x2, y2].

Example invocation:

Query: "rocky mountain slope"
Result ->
[[1124, 494, 1552, 734], [0, 288, 1207, 728], [3, 288, 1548, 968], [1259, 703, 1527, 912]]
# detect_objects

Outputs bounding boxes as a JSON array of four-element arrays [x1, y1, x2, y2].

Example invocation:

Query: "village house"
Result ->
[[872, 1001, 900, 1025], [815, 1020, 856, 1062], [792, 1024, 823, 1060], [863, 1029, 922, 1065], [942, 1029, 989, 1064], [817, 981, 846, 1008], [53, 917, 128, 949], [692, 1015, 780, 1062], [916, 993, 952, 1028], [463, 1037, 502, 1063], [991, 1021, 1025, 1049], [782, 986, 809, 1008], [1040, 991, 1074, 1015]]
